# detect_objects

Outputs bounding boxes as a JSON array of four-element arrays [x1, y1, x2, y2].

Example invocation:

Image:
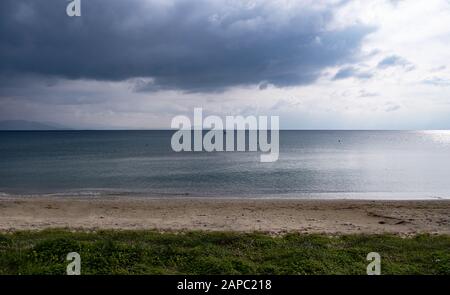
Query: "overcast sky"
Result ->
[[1, 0, 450, 129]]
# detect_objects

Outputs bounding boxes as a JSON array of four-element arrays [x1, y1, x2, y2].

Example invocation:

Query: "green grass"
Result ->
[[0, 230, 449, 275]]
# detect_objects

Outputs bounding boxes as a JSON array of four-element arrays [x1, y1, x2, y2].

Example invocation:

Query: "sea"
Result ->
[[1, 130, 450, 199]]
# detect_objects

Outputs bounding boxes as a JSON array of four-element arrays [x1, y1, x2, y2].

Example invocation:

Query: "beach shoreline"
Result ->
[[1, 196, 449, 234]]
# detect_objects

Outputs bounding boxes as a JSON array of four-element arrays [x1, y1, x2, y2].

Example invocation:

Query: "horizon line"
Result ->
[[1, 129, 450, 132]]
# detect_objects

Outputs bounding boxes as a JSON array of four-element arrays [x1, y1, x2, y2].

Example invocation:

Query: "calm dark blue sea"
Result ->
[[1, 130, 450, 199]]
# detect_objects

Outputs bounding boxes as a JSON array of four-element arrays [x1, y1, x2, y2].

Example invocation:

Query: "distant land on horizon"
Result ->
[[1, 121, 449, 131], [0, 120, 70, 131]]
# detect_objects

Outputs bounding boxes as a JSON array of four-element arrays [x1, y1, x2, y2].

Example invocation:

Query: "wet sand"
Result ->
[[1, 196, 449, 234]]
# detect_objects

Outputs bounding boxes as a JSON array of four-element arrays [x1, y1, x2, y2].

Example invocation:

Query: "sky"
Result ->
[[1, 0, 450, 130]]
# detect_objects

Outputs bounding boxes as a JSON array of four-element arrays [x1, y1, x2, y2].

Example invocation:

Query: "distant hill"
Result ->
[[0, 120, 69, 131]]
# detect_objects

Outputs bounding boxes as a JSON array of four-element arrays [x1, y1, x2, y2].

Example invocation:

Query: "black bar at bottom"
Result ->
[[0, 275, 448, 294]]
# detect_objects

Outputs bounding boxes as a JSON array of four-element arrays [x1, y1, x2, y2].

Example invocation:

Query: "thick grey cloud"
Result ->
[[0, 0, 373, 92]]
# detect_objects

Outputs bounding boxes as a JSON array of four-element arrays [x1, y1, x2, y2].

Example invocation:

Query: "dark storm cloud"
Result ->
[[0, 0, 374, 92]]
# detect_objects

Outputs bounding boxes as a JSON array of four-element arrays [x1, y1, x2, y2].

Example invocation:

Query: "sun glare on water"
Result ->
[[418, 130, 450, 146]]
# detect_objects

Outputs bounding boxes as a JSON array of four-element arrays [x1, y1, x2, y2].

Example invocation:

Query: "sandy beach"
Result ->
[[0, 196, 449, 234]]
